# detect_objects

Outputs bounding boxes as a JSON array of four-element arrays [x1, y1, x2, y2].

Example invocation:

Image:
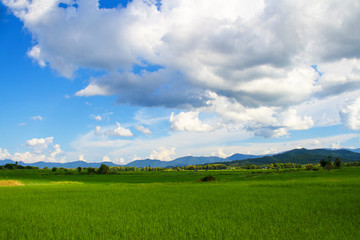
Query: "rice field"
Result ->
[[0, 168, 359, 239]]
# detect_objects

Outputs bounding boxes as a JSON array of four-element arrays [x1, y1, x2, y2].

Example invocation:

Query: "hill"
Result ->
[[223, 148, 360, 166], [2, 148, 360, 168]]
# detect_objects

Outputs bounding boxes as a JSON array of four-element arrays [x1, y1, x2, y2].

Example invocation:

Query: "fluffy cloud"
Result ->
[[135, 125, 152, 135], [7, 137, 65, 163], [204, 92, 313, 137], [95, 123, 134, 137], [170, 112, 214, 132], [149, 146, 176, 161], [26, 137, 54, 153], [211, 148, 228, 158], [3, 0, 360, 135], [0, 148, 11, 159], [105, 123, 133, 137], [340, 98, 360, 130]]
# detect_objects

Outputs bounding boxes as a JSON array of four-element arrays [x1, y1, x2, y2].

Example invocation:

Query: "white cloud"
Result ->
[[211, 148, 228, 158], [149, 146, 176, 161], [0, 148, 11, 159], [3, 0, 360, 138], [7, 137, 65, 163], [93, 123, 133, 137], [170, 112, 214, 132], [91, 114, 102, 121], [105, 122, 133, 137], [340, 98, 360, 130], [26, 137, 54, 153], [135, 125, 152, 135], [75, 83, 112, 97], [31, 115, 43, 121], [13, 151, 46, 163]]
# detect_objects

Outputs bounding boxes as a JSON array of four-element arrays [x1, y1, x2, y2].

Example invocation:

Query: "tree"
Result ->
[[52, 167, 57, 172], [98, 164, 109, 174], [77, 167, 82, 173], [87, 167, 96, 174], [320, 159, 327, 168], [334, 157, 341, 168]]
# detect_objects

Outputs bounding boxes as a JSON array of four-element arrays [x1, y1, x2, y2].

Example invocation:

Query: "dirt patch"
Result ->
[[0, 180, 24, 186], [49, 181, 83, 185]]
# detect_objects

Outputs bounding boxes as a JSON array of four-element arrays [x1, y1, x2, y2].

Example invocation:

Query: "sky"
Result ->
[[0, 0, 360, 164]]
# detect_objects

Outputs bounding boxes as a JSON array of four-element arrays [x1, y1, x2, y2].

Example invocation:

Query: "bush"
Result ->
[[52, 167, 57, 172], [199, 175, 216, 182], [87, 167, 96, 174], [305, 164, 314, 170]]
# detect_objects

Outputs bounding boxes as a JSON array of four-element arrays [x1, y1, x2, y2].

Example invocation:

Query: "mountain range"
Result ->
[[1, 148, 360, 169]]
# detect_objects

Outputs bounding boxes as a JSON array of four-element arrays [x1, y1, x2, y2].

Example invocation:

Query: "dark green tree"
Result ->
[[334, 157, 341, 168], [98, 164, 109, 174], [52, 167, 57, 172], [77, 167, 82, 173], [320, 159, 327, 168]]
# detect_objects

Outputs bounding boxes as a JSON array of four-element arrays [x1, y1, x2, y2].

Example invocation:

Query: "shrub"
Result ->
[[305, 164, 314, 170], [87, 167, 96, 174], [199, 175, 216, 182]]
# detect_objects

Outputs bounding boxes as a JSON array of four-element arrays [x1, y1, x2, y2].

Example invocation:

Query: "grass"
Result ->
[[0, 168, 359, 239]]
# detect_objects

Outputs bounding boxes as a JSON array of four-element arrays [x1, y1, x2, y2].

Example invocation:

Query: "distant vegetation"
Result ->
[[2, 158, 360, 174]]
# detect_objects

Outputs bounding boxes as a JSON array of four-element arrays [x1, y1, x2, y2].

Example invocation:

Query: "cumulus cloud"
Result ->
[[170, 112, 214, 132], [95, 123, 133, 137], [26, 137, 54, 153], [205, 92, 313, 137], [8, 137, 65, 163], [340, 98, 360, 130], [106, 123, 133, 137], [0, 148, 11, 159], [3, 0, 360, 135], [211, 148, 228, 158], [135, 125, 152, 135], [149, 146, 176, 161]]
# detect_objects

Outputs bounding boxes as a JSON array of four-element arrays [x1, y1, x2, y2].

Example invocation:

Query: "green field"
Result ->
[[1, 168, 359, 239]]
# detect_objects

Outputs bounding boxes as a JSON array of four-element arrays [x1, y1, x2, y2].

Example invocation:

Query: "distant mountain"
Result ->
[[223, 148, 360, 166], [0, 160, 123, 169], [126, 159, 164, 168], [226, 153, 259, 161], [3, 148, 358, 169], [0, 156, 238, 169], [345, 148, 360, 154], [126, 156, 226, 168], [169, 156, 224, 167]]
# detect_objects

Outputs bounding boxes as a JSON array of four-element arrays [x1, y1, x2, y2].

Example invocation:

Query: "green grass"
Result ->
[[0, 168, 359, 239]]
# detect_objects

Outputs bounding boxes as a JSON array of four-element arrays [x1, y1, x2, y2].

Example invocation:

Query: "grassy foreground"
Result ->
[[0, 168, 359, 239]]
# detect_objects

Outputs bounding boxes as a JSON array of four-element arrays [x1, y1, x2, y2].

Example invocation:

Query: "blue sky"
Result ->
[[0, 0, 360, 164]]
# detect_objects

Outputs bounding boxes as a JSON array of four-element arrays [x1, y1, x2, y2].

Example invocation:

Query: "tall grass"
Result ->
[[0, 168, 359, 239]]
